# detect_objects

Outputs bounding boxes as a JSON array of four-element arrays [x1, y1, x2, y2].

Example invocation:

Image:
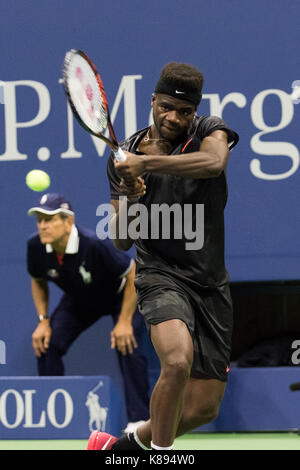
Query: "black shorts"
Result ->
[[137, 282, 233, 382]]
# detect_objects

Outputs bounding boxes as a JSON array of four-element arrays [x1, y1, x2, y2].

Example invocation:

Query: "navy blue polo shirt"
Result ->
[[27, 225, 133, 312]]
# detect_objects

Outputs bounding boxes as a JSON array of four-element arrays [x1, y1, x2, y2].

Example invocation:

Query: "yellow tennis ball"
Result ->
[[26, 170, 50, 192]]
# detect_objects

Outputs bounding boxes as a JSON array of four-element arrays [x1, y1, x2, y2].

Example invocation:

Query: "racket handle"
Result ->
[[114, 147, 127, 162], [114, 146, 139, 202]]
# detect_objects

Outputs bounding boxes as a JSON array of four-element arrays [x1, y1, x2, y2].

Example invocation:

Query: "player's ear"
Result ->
[[151, 93, 156, 107]]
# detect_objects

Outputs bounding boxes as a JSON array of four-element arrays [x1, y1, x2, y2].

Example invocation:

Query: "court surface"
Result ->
[[0, 432, 299, 450]]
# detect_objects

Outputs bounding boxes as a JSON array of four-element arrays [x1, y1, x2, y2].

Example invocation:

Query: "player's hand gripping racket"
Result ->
[[62, 49, 126, 162]]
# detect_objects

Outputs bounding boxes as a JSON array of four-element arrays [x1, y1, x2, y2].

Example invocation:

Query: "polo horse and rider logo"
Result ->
[[85, 380, 108, 432]]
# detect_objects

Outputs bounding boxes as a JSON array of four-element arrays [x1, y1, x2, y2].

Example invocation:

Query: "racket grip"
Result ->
[[114, 147, 127, 162]]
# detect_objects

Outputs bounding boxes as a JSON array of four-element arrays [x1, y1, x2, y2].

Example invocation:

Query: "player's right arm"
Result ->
[[109, 176, 146, 251], [31, 278, 51, 357]]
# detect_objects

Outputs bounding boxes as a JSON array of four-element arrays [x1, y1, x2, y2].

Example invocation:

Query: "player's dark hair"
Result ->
[[154, 62, 204, 106], [161, 62, 203, 92]]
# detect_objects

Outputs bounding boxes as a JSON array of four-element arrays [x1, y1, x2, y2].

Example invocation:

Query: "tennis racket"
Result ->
[[62, 49, 126, 162]]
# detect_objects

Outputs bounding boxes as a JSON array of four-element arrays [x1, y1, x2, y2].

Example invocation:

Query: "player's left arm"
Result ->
[[115, 130, 230, 179], [110, 262, 138, 356]]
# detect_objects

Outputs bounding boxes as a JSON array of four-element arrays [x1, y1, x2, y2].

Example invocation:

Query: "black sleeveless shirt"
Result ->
[[107, 115, 239, 296]]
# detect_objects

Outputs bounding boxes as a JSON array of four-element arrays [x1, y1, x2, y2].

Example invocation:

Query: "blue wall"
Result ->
[[0, 0, 300, 381]]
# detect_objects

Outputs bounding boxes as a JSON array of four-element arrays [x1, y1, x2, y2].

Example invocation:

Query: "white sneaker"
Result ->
[[123, 420, 146, 434]]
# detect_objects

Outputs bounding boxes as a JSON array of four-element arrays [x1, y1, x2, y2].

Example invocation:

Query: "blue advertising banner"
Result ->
[[0, 376, 124, 439]]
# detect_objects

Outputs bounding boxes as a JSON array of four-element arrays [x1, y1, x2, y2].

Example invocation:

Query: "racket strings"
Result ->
[[64, 52, 108, 135], [63, 49, 125, 158]]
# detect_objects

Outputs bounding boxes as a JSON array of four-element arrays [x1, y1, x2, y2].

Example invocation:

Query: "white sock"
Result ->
[[133, 429, 150, 450], [151, 441, 174, 450]]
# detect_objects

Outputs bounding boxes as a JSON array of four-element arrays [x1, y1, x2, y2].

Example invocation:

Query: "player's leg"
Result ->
[[175, 376, 226, 434], [107, 290, 195, 450], [89, 374, 226, 451], [99, 317, 193, 451], [134, 376, 226, 448], [86, 286, 232, 450], [135, 284, 231, 447], [85, 320, 226, 450], [112, 307, 150, 425], [148, 319, 194, 448]]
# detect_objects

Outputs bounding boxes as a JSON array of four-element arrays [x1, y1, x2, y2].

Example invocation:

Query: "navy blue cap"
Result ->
[[28, 193, 74, 216]]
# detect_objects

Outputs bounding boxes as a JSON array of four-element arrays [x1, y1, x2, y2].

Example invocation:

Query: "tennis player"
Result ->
[[27, 193, 149, 431], [87, 62, 239, 450]]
